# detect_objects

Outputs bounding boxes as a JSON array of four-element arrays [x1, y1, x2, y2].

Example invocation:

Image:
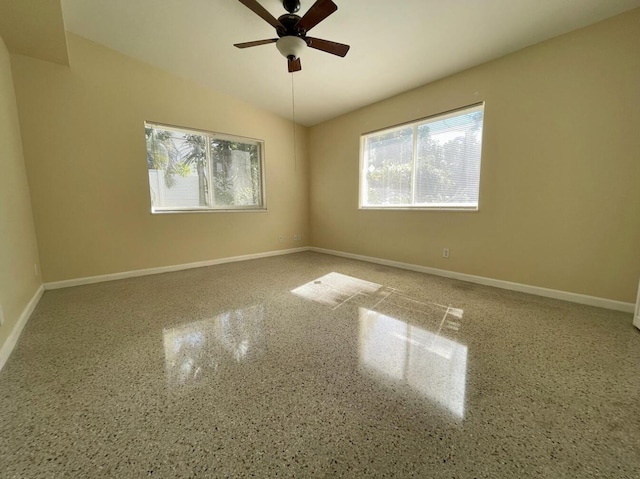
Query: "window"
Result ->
[[360, 103, 484, 210], [145, 122, 265, 213]]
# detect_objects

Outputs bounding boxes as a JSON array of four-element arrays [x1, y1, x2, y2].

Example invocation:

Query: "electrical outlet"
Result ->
[[279, 235, 284, 243], [294, 234, 302, 241], [0, 304, 4, 327], [34, 263, 39, 277], [443, 248, 450, 258]]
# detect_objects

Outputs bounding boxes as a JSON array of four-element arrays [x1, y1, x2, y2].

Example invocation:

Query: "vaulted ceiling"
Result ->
[[4, 1, 640, 125]]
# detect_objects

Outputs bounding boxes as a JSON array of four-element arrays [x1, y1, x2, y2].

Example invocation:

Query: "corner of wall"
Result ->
[[0, 34, 44, 371]]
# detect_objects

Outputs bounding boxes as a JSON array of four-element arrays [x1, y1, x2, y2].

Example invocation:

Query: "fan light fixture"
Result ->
[[276, 36, 307, 60]]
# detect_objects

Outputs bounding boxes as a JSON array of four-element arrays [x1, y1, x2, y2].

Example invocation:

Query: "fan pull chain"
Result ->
[[291, 72, 297, 172]]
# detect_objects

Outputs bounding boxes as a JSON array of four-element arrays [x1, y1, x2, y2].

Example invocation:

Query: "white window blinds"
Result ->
[[361, 104, 484, 210]]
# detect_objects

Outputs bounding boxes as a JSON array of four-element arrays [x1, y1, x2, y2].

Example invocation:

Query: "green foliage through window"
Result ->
[[360, 104, 484, 209], [145, 123, 264, 212]]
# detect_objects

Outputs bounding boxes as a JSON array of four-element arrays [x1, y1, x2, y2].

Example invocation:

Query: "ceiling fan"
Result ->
[[234, 0, 350, 73]]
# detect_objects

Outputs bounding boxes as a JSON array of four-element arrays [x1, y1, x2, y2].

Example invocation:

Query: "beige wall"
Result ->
[[6, 12, 640, 303], [0, 0, 68, 65], [11, 34, 309, 283], [309, 9, 640, 303], [0, 36, 41, 350]]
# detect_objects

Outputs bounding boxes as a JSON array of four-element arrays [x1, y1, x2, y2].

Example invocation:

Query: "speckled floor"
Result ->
[[1, 252, 639, 478]]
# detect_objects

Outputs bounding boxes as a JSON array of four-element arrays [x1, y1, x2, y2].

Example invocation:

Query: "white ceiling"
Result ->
[[61, 0, 640, 126]]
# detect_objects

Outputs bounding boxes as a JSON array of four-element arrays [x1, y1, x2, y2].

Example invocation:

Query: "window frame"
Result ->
[[358, 103, 484, 212], [145, 121, 267, 214]]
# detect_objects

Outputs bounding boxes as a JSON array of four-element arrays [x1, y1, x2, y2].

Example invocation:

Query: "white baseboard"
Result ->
[[309, 247, 635, 313], [44, 247, 311, 290], [41, 245, 634, 313], [0, 285, 45, 372]]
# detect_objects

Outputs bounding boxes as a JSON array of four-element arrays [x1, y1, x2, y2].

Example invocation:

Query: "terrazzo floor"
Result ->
[[1, 251, 639, 478]]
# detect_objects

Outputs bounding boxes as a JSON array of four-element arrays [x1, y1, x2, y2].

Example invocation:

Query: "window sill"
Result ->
[[151, 207, 267, 215], [359, 206, 478, 212]]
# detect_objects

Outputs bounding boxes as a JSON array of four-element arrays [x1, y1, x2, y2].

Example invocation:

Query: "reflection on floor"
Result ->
[[359, 305, 467, 418], [163, 305, 265, 387], [292, 272, 467, 418], [1, 252, 639, 478]]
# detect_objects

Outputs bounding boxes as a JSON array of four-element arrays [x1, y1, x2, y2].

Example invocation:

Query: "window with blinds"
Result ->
[[145, 122, 265, 213], [360, 103, 484, 210]]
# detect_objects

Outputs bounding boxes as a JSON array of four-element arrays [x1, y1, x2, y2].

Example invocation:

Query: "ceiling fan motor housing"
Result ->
[[277, 13, 305, 38]]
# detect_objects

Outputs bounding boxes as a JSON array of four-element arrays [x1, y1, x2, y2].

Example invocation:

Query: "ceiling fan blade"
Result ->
[[306, 37, 350, 57], [234, 39, 278, 48], [238, 0, 283, 29], [288, 57, 302, 73], [296, 0, 337, 33]]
